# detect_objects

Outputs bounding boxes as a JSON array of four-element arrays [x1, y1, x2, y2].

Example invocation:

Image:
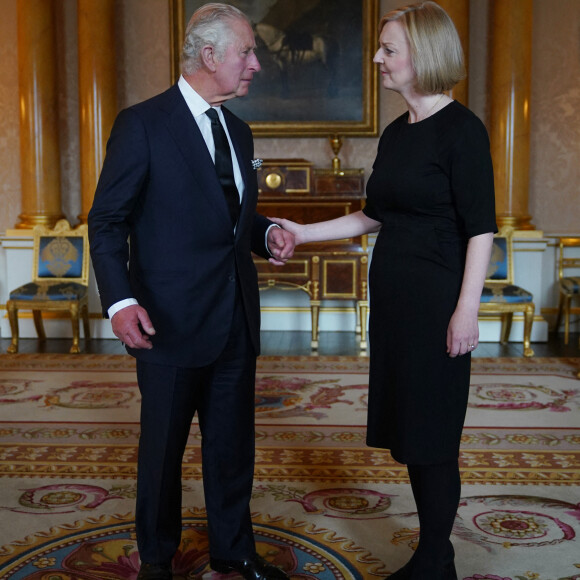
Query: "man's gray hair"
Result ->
[[180, 3, 251, 76]]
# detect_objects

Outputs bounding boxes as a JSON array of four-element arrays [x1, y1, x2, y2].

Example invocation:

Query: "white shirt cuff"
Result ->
[[265, 223, 281, 257], [108, 298, 139, 319]]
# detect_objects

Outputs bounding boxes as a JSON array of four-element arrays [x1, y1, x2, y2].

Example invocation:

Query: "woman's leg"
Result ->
[[389, 459, 460, 579], [408, 459, 459, 576]]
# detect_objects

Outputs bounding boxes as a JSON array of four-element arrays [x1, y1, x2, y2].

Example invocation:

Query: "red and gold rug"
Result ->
[[0, 354, 579, 579]]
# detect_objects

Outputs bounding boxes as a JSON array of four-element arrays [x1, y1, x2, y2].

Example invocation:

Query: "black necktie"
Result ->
[[205, 108, 240, 227]]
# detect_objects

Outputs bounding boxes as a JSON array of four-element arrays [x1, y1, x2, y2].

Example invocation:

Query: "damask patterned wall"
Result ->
[[0, 0, 578, 235], [528, 0, 580, 233], [0, 0, 20, 233]]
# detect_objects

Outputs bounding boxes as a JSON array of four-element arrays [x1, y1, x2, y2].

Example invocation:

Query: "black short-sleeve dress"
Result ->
[[363, 100, 497, 465]]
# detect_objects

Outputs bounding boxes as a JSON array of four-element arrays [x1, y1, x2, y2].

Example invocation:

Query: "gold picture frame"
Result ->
[[169, 0, 379, 137]]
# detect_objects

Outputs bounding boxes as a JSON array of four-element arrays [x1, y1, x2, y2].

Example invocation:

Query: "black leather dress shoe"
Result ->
[[137, 562, 172, 580], [210, 554, 289, 580]]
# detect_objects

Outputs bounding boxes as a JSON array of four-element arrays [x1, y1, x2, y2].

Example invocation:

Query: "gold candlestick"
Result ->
[[330, 135, 343, 174]]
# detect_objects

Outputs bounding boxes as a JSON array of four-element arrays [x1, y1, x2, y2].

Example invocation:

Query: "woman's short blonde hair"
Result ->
[[379, 1, 465, 94]]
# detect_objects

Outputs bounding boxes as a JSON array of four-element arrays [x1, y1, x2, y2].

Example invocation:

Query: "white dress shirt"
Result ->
[[177, 75, 244, 204]]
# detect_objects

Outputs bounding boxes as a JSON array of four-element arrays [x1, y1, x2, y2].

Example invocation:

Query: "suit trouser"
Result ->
[[135, 293, 257, 564]]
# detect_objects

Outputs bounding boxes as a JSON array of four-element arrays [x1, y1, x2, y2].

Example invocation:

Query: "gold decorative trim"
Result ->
[[1, 445, 577, 485]]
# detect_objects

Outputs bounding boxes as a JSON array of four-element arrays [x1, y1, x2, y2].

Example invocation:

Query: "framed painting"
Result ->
[[169, 0, 379, 137]]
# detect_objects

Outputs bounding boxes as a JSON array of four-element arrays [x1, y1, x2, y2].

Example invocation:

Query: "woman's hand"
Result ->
[[447, 232, 494, 357], [267, 225, 295, 265], [268, 217, 308, 246], [447, 306, 479, 357]]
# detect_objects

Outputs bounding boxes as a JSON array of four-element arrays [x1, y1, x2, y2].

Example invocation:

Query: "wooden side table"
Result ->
[[255, 160, 368, 350]]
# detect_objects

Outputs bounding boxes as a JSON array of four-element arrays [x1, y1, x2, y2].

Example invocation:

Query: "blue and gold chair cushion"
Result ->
[[486, 237, 509, 280], [560, 276, 580, 295], [37, 236, 84, 278], [481, 284, 533, 304], [9, 281, 88, 301]]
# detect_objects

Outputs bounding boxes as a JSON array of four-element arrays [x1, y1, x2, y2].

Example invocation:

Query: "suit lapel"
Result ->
[[161, 85, 232, 228]]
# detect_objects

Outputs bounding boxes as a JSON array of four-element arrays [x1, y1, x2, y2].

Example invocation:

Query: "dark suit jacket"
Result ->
[[88, 84, 271, 368]]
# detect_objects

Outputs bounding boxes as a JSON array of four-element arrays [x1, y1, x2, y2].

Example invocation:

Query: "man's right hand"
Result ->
[[268, 217, 306, 246], [111, 304, 156, 349]]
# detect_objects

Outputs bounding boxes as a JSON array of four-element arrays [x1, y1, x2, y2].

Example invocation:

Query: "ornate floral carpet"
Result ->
[[0, 354, 579, 579]]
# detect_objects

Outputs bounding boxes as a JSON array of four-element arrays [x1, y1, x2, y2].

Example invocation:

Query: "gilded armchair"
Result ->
[[479, 226, 535, 357], [554, 236, 580, 346], [6, 219, 90, 354]]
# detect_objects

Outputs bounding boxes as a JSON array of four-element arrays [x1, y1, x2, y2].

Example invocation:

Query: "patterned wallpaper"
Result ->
[[57, 0, 81, 226], [0, 0, 20, 233], [0, 0, 578, 235], [528, 0, 580, 234]]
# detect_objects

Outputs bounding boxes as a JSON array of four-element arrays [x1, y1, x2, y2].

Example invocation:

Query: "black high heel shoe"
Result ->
[[387, 561, 456, 580], [386, 557, 413, 579], [386, 545, 457, 579], [443, 561, 458, 580]]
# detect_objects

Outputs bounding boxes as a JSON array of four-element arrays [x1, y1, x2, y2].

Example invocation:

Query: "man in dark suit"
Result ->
[[88, 4, 294, 580]]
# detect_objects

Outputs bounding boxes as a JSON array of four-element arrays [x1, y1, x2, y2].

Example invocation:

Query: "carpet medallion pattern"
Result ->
[[0, 513, 384, 580], [1, 354, 579, 579]]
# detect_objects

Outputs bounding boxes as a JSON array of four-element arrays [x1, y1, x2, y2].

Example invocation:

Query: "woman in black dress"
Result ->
[[271, 2, 496, 578]]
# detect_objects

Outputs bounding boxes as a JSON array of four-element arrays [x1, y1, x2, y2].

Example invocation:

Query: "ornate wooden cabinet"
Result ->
[[255, 159, 368, 350]]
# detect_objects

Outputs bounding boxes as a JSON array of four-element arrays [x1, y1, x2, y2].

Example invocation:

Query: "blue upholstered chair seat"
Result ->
[[561, 276, 580, 295], [6, 220, 90, 354], [480, 284, 534, 304], [9, 281, 88, 302]]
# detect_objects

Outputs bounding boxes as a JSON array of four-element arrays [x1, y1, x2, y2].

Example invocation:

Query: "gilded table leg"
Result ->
[[358, 300, 368, 351], [310, 300, 320, 350]]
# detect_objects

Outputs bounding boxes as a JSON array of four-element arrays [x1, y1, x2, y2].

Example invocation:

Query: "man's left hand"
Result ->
[[267, 226, 295, 265]]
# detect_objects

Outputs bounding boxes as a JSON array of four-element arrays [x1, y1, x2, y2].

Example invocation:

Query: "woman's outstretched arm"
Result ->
[[269, 210, 382, 247]]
